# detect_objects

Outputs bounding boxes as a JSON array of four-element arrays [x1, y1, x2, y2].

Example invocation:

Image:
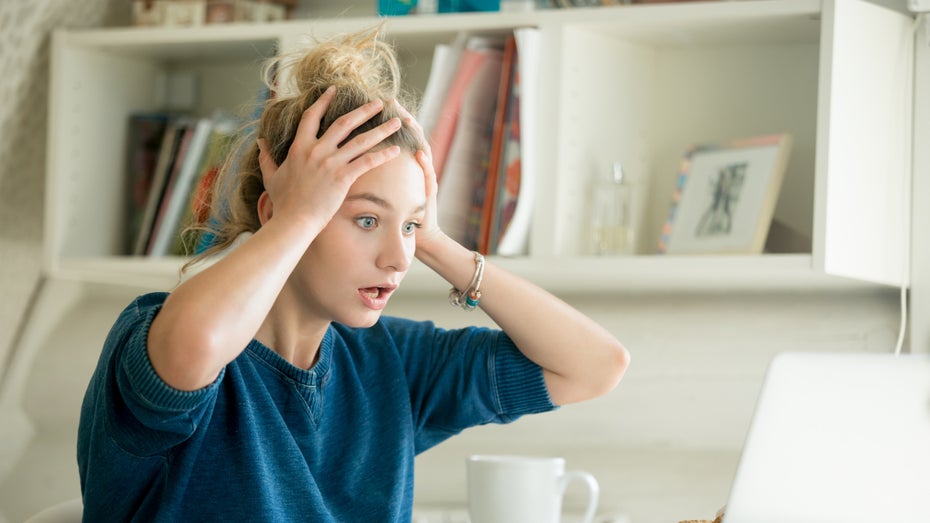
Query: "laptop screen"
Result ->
[[723, 352, 930, 523]]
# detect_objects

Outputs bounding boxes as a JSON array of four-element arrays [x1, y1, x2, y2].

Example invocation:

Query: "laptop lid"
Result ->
[[724, 352, 930, 523]]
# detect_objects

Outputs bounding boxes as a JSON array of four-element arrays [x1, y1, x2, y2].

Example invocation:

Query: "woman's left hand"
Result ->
[[394, 101, 445, 252]]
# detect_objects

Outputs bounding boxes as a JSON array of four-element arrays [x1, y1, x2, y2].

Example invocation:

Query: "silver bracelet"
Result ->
[[449, 251, 485, 311]]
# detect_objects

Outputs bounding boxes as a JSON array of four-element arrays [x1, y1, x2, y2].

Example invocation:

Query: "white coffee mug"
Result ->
[[466, 454, 599, 523]]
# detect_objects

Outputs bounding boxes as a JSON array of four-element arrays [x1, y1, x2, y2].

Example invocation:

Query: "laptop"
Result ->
[[723, 352, 930, 523]]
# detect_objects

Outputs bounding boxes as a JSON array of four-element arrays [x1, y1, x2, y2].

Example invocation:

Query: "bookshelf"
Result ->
[[45, 0, 917, 294]]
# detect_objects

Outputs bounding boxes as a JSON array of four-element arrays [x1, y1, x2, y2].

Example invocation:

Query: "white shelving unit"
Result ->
[[45, 0, 917, 294]]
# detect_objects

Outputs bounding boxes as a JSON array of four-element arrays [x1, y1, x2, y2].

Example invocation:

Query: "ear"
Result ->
[[257, 191, 273, 226]]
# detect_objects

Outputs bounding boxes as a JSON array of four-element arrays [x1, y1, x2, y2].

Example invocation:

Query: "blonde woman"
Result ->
[[78, 26, 628, 521]]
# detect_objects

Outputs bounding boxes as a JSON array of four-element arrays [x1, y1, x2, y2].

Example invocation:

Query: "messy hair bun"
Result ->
[[183, 25, 425, 270], [261, 24, 415, 165]]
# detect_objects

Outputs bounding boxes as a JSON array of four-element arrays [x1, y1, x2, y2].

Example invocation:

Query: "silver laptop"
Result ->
[[724, 352, 930, 523]]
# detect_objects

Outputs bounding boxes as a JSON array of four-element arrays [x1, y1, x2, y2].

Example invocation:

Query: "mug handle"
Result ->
[[560, 470, 600, 523]]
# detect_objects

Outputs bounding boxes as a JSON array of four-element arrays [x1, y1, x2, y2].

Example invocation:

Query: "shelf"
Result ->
[[54, 254, 887, 295], [401, 254, 890, 294], [45, 0, 913, 294], [60, 0, 822, 53]]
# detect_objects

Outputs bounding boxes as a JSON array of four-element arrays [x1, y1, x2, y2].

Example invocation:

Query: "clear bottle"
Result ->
[[589, 162, 635, 256]]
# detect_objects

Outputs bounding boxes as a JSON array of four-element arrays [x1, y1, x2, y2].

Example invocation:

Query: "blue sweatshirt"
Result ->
[[77, 292, 555, 522]]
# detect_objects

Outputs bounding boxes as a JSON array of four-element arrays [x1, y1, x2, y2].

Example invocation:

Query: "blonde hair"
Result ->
[[182, 25, 424, 270]]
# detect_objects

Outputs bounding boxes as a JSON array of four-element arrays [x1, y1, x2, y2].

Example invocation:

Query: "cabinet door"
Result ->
[[815, 0, 914, 286]]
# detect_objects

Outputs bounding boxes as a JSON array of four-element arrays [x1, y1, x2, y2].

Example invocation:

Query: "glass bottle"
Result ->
[[589, 162, 635, 255]]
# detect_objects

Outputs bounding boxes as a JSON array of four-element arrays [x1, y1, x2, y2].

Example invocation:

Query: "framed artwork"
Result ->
[[658, 134, 792, 255]]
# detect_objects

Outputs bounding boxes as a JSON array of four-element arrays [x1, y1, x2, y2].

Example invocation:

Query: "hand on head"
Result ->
[[255, 86, 403, 229]]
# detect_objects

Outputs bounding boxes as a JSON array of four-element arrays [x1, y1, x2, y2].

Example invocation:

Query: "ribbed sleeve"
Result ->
[[492, 333, 557, 416], [121, 296, 223, 413]]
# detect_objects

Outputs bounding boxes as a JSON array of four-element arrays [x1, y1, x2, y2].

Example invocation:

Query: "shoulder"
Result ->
[[98, 292, 171, 365], [106, 292, 169, 340], [121, 292, 169, 321]]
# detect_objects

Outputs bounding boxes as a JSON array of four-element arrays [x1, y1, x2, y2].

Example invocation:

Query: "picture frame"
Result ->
[[658, 133, 792, 255]]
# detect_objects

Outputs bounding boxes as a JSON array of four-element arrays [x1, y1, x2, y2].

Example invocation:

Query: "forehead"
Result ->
[[346, 154, 426, 208]]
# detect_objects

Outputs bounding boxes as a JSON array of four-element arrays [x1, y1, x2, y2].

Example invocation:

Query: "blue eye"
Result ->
[[403, 222, 421, 235], [356, 216, 377, 230]]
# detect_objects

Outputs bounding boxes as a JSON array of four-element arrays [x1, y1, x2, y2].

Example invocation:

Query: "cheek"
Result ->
[[304, 223, 356, 265], [329, 224, 387, 266]]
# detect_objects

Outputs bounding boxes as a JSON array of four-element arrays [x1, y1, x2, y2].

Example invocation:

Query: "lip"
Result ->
[[357, 283, 398, 311]]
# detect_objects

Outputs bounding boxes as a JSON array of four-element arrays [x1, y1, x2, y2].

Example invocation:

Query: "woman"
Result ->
[[78, 26, 628, 521]]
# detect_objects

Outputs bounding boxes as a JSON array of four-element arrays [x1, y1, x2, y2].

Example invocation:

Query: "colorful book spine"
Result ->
[[479, 35, 516, 255], [148, 118, 214, 256], [124, 113, 169, 254], [133, 119, 186, 255]]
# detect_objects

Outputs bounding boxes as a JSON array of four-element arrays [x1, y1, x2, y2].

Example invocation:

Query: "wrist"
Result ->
[[449, 251, 485, 311], [413, 229, 453, 265], [414, 233, 481, 292]]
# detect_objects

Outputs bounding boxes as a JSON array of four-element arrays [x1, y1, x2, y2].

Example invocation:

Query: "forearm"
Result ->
[[415, 235, 629, 406], [149, 216, 322, 390]]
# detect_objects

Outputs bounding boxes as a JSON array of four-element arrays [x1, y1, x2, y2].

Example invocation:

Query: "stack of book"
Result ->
[[124, 112, 239, 257], [420, 28, 540, 256]]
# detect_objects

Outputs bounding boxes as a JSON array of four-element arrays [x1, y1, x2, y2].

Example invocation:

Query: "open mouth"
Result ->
[[358, 285, 397, 310], [360, 287, 387, 299]]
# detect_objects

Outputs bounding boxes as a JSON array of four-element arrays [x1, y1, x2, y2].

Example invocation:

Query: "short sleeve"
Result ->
[[90, 293, 223, 456]]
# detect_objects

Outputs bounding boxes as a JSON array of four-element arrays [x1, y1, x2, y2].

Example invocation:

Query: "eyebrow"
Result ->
[[345, 192, 426, 214]]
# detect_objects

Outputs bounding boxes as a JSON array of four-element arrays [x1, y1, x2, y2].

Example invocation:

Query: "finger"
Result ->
[[342, 145, 401, 185], [393, 99, 417, 129], [394, 100, 430, 155], [256, 138, 278, 183], [416, 149, 439, 198], [332, 117, 402, 164], [291, 85, 337, 152], [320, 98, 387, 148]]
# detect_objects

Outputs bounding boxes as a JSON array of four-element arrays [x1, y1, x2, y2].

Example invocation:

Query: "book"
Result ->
[[478, 35, 516, 255], [428, 37, 497, 183], [148, 117, 214, 256], [488, 38, 521, 254], [435, 39, 504, 248], [144, 121, 194, 255], [132, 119, 186, 255], [124, 113, 169, 254], [495, 28, 540, 257], [418, 32, 469, 138]]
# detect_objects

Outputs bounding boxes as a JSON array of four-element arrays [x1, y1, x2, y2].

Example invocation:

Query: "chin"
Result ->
[[339, 312, 383, 329]]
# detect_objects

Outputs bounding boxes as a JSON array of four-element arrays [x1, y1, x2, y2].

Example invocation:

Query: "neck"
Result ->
[[256, 293, 330, 370]]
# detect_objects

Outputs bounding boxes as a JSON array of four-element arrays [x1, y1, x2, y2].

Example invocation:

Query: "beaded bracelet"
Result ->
[[449, 251, 485, 311]]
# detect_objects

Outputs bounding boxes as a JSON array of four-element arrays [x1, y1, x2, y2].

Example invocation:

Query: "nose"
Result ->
[[376, 229, 413, 273]]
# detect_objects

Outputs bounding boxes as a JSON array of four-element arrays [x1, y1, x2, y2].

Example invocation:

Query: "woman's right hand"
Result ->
[[256, 86, 403, 230]]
